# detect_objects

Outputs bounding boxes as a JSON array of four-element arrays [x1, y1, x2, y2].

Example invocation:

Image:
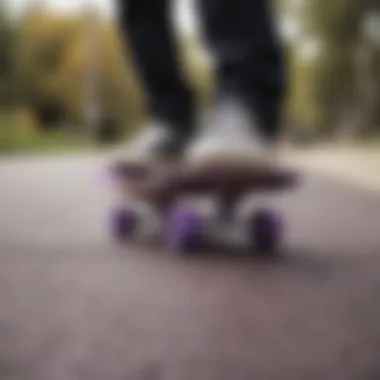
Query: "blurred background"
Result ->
[[1, 0, 380, 153], [1, 3, 380, 378]]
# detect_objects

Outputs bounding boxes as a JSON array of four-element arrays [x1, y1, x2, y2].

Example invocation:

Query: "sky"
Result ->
[[4, 0, 198, 34]]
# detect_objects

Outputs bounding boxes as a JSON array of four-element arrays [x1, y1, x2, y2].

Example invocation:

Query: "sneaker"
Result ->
[[110, 120, 188, 167], [185, 97, 275, 168]]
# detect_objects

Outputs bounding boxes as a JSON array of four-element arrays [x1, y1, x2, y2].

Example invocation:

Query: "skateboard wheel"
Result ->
[[110, 208, 138, 241], [249, 209, 282, 254], [166, 209, 203, 253]]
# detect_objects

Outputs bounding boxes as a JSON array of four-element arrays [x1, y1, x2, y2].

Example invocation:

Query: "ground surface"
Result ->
[[1, 155, 380, 380]]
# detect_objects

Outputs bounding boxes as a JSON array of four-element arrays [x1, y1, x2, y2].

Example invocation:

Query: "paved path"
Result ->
[[284, 146, 380, 194], [0, 155, 380, 380]]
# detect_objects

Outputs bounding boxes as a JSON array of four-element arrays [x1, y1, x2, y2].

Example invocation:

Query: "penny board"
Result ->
[[110, 159, 299, 205]]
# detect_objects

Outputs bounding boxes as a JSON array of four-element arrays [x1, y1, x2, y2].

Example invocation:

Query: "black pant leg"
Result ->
[[117, 0, 194, 136], [197, 0, 287, 140]]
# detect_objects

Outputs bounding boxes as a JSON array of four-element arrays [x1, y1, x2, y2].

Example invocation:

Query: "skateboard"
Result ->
[[107, 159, 299, 255]]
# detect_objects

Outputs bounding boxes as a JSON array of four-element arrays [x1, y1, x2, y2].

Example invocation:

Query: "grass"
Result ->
[[0, 114, 94, 155], [0, 112, 379, 156]]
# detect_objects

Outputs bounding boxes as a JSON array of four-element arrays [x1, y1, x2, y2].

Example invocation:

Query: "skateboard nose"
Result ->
[[95, 166, 116, 187]]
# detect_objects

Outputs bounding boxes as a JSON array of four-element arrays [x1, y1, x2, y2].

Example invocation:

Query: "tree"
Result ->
[[15, 10, 84, 126], [279, 0, 380, 138], [0, 5, 16, 108]]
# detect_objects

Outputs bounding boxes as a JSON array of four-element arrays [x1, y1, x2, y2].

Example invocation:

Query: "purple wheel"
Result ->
[[110, 208, 138, 241], [166, 209, 204, 253], [249, 209, 282, 254]]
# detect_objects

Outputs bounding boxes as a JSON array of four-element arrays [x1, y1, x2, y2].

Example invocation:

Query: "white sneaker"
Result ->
[[109, 120, 184, 166], [185, 98, 274, 167]]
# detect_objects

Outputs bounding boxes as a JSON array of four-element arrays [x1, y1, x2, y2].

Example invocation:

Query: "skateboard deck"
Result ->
[[110, 158, 299, 204]]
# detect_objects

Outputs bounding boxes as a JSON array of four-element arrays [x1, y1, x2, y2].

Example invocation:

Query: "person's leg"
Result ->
[[116, 0, 195, 161], [187, 0, 286, 163]]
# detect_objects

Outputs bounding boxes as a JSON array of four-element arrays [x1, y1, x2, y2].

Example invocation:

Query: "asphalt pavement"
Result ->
[[1, 155, 380, 380]]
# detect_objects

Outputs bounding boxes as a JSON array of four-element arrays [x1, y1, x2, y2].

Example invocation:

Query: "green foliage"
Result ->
[[284, 0, 380, 137], [180, 36, 215, 112], [0, 8, 16, 107], [0, 112, 90, 153], [13, 11, 147, 138], [16, 12, 84, 109], [305, 0, 366, 41]]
